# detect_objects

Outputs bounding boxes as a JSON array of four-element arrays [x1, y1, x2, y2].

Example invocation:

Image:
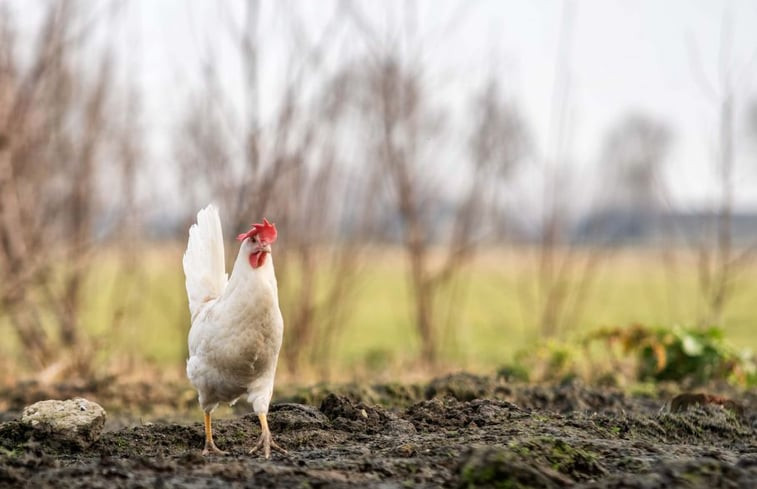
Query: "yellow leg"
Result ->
[[204, 412, 212, 443], [249, 412, 288, 459], [202, 412, 227, 455]]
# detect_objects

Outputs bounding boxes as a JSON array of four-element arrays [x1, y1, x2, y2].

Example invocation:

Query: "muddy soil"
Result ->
[[0, 373, 755, 488]]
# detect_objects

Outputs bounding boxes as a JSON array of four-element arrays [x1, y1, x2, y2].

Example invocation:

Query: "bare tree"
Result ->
[[330, 44, 529, 366], [599, 114, 672, 217], [0, 1, 142, 378], [175, 2, 371, 377], [526, 0, 599, 340], [469, 78, 531, 239], [748, 99, 757, 141], [687, 13, 755, 327], [703, 79, 736, 326]]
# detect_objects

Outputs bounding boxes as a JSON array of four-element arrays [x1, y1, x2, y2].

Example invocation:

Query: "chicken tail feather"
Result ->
[[183, 204, 228, 318]]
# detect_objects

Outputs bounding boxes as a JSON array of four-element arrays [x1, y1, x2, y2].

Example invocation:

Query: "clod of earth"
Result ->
[[670, 392, 746, 418], [459, 445, 575, 488], [319, 393, 416, 435], [20, 398, 106, 449]]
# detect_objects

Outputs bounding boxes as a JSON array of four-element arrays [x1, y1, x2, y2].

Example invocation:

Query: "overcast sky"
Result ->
[[10, 0, 757, 212]]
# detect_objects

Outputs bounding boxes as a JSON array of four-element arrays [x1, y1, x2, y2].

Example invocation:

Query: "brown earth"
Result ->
[[0, 373, 755, 488]]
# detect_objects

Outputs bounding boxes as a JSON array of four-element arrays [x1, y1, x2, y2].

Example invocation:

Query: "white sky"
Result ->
[[9, 0, 757, 212]]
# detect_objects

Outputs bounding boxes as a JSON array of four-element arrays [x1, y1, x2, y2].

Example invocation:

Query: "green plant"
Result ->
[[587, 324, 756, 387], [513, 340, 581, 382]]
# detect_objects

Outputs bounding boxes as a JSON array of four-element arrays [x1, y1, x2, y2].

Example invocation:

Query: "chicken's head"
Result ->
[[237, 218, 277, 269]]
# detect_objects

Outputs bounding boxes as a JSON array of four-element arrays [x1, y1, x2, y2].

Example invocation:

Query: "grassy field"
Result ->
[[1, 245, 755, 383], [335, 247, 757, 376]]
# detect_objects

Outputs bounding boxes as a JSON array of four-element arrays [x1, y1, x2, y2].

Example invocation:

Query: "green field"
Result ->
[[1, 246, 755, 383], [332, 248, 757, 377]]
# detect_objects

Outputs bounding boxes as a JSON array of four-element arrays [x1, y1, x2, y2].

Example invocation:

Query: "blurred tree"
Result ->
[[687, 15, 751, 327], [354, 55, 447, 366], [748, 99, 757, 150], [0, 1, 142, 379], [469, 77, 531, 238], [529, 0, 600, 340], [175, 1, 370, 378], [599, 114, 672, 216], [337, 48, 530, 366]]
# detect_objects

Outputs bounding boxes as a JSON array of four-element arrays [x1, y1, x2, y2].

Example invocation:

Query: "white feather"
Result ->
[[182, 204, 228, 320]]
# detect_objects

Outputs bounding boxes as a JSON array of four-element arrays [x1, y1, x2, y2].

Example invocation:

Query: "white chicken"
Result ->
[[183, 204, 286, 458]]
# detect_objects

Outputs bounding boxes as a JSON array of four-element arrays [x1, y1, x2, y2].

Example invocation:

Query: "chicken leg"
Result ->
[[202, 412, 227, 455], [249, 413, 288, 459]]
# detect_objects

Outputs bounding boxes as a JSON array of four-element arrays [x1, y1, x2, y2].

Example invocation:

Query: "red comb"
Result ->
[[236, 218, 277, 243]]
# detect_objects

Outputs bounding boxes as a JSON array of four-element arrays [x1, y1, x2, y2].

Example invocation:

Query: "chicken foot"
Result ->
[[202, 412, 228, 456], [249, 412, 288, 459]]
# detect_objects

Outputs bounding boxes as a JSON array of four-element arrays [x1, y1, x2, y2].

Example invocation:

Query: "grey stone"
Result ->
[[21, 397, 106, 448]]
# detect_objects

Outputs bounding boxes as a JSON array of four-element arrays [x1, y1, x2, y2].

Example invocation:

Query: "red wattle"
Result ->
[[249, 251, 267, 268]]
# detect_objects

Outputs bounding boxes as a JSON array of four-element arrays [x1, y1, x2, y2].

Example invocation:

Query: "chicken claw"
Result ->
[[249, 413, 288, 459], [203, 441, 228, 456], [202, 412, 228, 456]]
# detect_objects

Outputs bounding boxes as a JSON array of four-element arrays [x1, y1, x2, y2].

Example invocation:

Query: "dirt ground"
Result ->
[[0, 373, 755, 488]]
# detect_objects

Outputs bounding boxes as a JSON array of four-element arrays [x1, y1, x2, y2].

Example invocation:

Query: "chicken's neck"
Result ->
[[224, 247, 277, 300]]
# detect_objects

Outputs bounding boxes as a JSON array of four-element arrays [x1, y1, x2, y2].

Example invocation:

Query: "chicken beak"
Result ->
[[260, 243, 272, 253]]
